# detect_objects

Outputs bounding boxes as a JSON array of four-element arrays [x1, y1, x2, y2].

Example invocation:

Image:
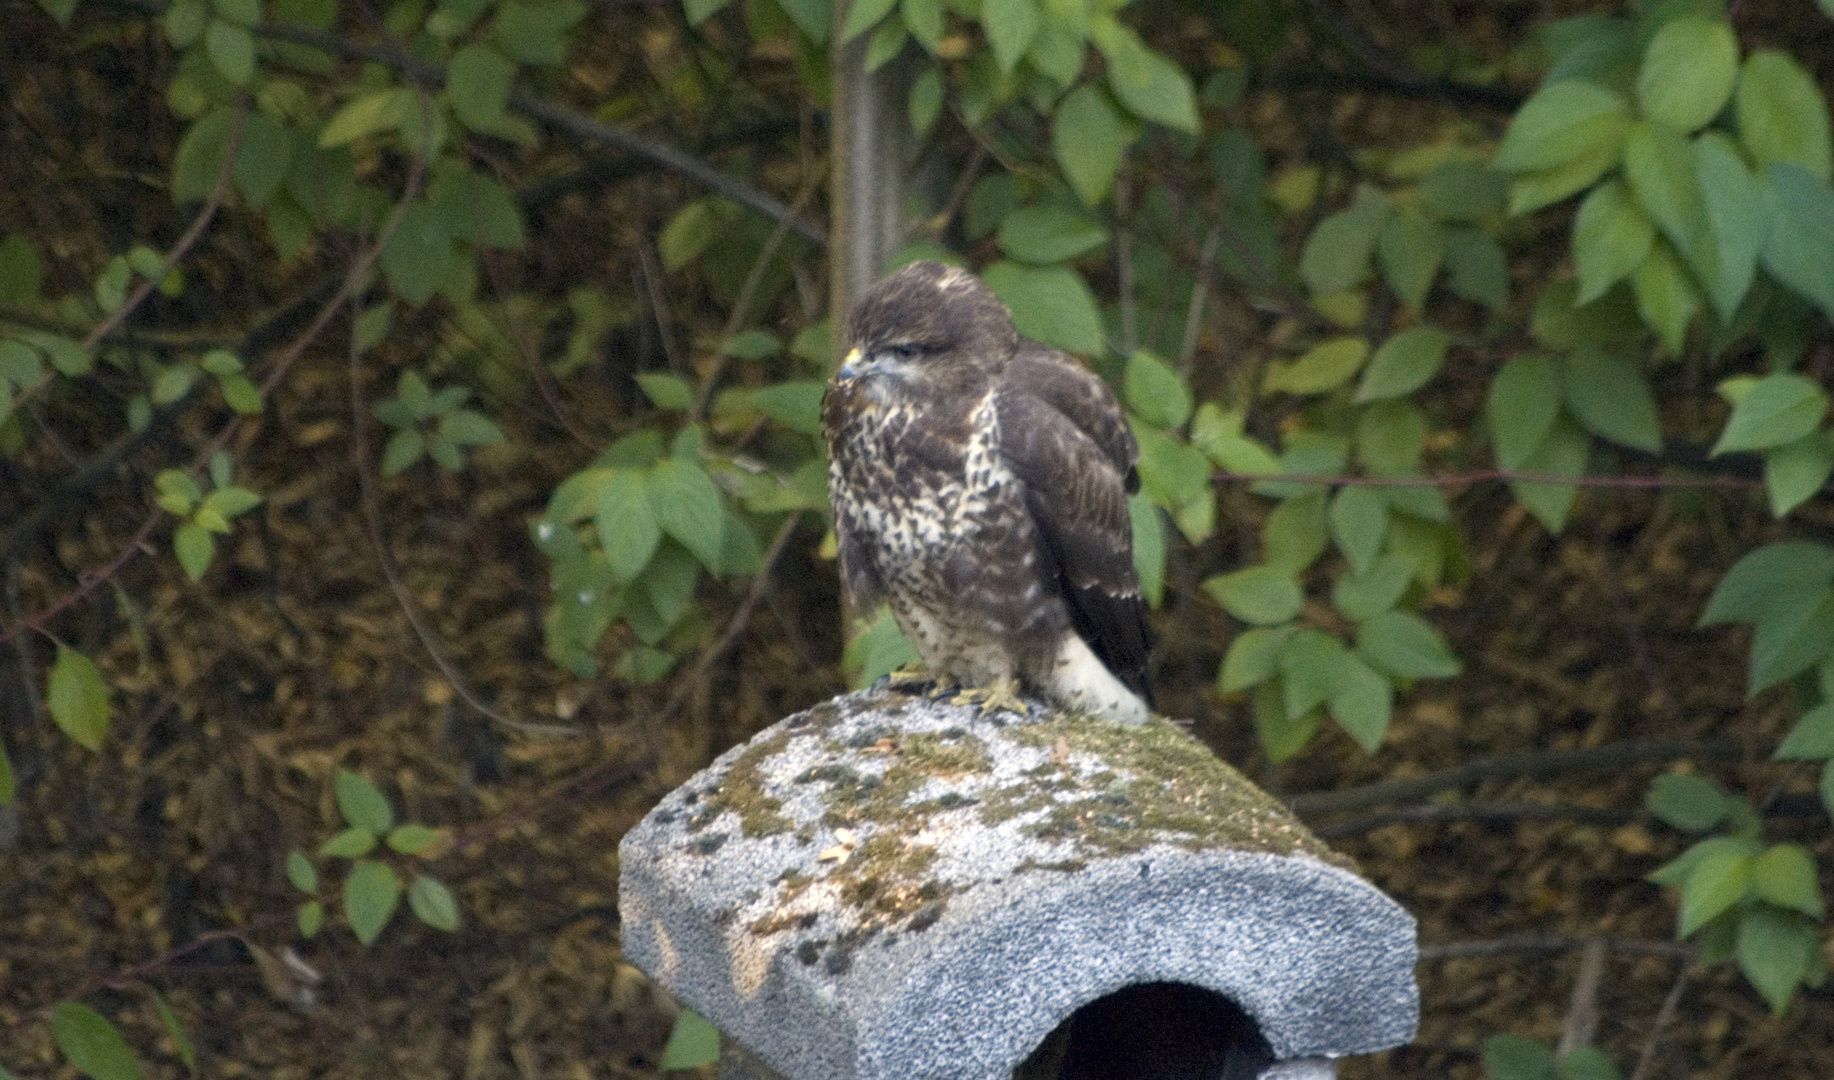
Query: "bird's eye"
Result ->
[[885, 343, 922, 360]]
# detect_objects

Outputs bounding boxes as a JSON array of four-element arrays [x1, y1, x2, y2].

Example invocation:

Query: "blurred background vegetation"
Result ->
[[2, 0, 1834, 1076]]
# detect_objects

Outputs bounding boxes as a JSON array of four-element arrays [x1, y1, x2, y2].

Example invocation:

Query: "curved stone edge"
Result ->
[[844, 846, 1417, 1078]]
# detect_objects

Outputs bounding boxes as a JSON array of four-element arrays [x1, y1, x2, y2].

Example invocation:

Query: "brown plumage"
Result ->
[[821, 261, 1152, 723]]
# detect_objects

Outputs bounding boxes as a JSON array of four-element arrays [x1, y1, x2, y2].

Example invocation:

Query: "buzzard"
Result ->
[[822, 261, 1152, 724]]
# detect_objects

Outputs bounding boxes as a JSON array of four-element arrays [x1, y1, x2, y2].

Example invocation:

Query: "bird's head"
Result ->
[[836, 261, 1019, 399]]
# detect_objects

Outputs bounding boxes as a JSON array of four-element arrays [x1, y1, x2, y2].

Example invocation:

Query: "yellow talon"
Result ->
[[950, 677, 1029, 717]]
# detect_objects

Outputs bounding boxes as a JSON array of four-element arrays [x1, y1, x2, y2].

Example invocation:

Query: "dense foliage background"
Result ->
[[3, 0, 1834, 1076]]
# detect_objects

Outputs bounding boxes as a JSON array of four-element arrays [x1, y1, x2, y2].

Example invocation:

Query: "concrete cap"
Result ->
[[619, 689, 1418, 1080]]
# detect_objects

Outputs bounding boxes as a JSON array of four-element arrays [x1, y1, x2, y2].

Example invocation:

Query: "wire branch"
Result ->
[[1419, 935, 1695, 962], [1217, 465, 1766, 491], [1288, 737, 1744, 817]]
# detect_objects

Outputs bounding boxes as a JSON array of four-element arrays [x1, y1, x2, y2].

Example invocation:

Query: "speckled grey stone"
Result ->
[[619, 689, 1417, 1080]]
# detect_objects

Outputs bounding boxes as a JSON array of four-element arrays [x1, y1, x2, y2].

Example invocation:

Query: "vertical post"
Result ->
[[829, 0, 907, 365]]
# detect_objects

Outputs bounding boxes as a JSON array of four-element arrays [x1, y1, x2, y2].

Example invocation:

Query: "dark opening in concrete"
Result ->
[[1014, 982, 1274, 1080]]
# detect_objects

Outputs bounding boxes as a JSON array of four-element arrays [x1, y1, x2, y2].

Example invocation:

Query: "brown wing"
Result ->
[[996, 351, 1152, 700]]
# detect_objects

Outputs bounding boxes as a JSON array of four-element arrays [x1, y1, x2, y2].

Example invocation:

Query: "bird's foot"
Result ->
[[950, 677, 1030, 717], [878, 664, 940, 696]]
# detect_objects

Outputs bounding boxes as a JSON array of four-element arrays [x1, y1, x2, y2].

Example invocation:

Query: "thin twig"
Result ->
[[1419, 935, 1694, 962], [1177, 224, 1223, 374], [636, 241, 684, 373], [1218, 466, 1765, 491], [478, 249, 599, 448], [1310, 800, 1637, 839], [346, 163, 583, 740], [689, 175, 823, 421], [1, 100, 432, 648], [9, 99, 246, 416], [1289, 737, 1744, 817], [1628, 961, 1696, 1080], [1558, 938, 1608, 1056]]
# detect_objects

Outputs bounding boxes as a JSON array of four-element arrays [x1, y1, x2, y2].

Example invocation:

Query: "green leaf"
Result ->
[[408, 874, 461, 930], [1356, 327, 1449, 402], [1218, 625, 1296, 693], [981, 0, 1039, 73], [1492, 81, 1630, 173], [1253, 680, 1319, 764], [1124, 351, 1191, 428], [1442, 225, 1510, 308], [1751, 843, 1824, 917], [908, 66, 942, 137], [1759, 163, 1834, 321], [1051, 85, 1133, 206], [838, 0, 897, 41], [1559, 348, 1661, 453], [659, 1009, 722, 1070], [1572, 179, 1655, 305], [1630, 242, 1699, 358], [1355, 609, 1461, 678], [590, 467, 663, 575], [1650, 834, 1761, 887], [1738, 905, 1818, 1013], [1736, 51, 1833, 183], [981, 261, 1105, 355], [1277, 628, 1345, 717], [752, 381, 826, 435], [386, 823, 444, 855], [342, 859, 401, 946], [232, 110, 291, 208], [0, 234, 43, 305], [318, 826, 376, 858], [1203, 566, 1304, 626], [1636, 16, 1737, 132], [47, 645, 109, 751], [319, 88, 410, 148], [1417, 161, 1507, 222], [1646, 772, 1730, 831], [149, 991, 197, 1076], [448, 43, 515, 130], [1510, 418, 1587, 532], [1299, 187, 1388, 293], [1356, 399, 1426, 477], [1765, 430, 1834, 517], [493, 0, 589, 64], [0, 741, 13, 804], [1556, 1046, 1620, 1080], [1776, 702, 1834, 760], [1264, 337, 1367, 395], [1487, 354, 1561, 468], [647, 458, 726, 571], [1622, 121, 1710, 269], [1094, 19, 1198, 133], [1129, 493, 1165, 608], [381, 429, 426, 476], [297, 900, 324, 936], [997, 204, 1109, 264], [286, 850, 318, 892], [684, 0, 734, 22], [438, 409, 505, 448], [335, 768, 395, 833], [1748, 587, 1834, 693], [635, 372, 694, 410], [897, 0, 936, 51], [50, 1002, 141, 1080], [659, 200, 718, 272], [1676, 846, 1751, 936], [380, 203, 457, 306], [1712, 373, 1828, 455], [1507, 139, 1623, 215], [843, 607, 919, 689], [1327, 650, 1393, 751], [1376, 208, 1442, 309], [215, 0, 260, 26], [1694, 132, 1766, 320], [1332, 554, 1414, 621], [1483, 1033, 1557, 1080], [1328, 486, 1388, 576], [1262, 490, 1327, 575], [205, 19, 255, 86]]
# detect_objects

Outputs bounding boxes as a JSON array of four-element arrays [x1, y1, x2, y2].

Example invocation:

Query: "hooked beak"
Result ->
[[836, 347, 865, 380]]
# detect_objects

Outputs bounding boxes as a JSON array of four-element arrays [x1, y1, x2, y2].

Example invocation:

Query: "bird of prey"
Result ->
[[821, 260, 1153, 724]]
